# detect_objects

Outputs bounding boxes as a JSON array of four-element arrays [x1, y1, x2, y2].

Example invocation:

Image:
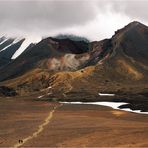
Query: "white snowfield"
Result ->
[[60, 101, 148, 115], [0, 36, 41, 58], [98, 93, 115, 96], [12, 36, 41, 59], [0, 38, 22, 52]]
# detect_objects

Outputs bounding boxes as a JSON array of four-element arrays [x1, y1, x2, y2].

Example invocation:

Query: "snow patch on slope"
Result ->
[[0, 37, 24, 52], [98, 93, 115, 96], [0, 38, 23, 52], [12, 36, 41, 59]]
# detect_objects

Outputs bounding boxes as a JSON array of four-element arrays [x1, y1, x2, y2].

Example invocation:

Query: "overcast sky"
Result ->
[[0, 0, 148, 41]]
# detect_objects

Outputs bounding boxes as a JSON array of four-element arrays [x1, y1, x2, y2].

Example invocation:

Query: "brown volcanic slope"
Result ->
[[1, 21, 148, 101], [106, 21, 148, 80]]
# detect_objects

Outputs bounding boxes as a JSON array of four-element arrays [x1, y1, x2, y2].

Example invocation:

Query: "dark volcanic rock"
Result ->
[[0, 38, 25, 69], [0, 86, 17, 96]]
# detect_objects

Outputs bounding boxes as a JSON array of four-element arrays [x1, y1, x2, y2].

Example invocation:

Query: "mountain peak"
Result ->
[[128, 21, 141, 26], [112, 21, 148, 40], [125, 21, 148, 29]]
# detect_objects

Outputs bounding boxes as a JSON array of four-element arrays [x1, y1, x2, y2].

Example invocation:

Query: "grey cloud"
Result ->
[[0, 1, 97, 34], [0, 0, 148, 39], [123, 1, 148, 22], [102, 0, 148, 23]]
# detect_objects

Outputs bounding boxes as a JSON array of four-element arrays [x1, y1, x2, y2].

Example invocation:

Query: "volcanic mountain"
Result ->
[[0, 37, 89, 82], [0, 21, 148, 103]]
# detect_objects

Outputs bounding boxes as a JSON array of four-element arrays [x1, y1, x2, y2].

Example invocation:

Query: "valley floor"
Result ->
[[0, 97, 148, 147]]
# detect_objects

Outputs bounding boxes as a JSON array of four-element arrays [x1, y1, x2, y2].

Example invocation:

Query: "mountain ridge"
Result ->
[[0, 21, 148, 104]]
